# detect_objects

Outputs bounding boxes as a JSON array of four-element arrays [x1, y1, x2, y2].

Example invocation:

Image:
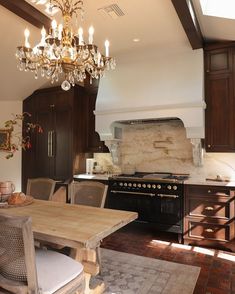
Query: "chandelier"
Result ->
[[16, 0, 116, 91]]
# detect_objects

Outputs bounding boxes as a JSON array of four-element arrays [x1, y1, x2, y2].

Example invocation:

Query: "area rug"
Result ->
[[92, 249, 200, 294]]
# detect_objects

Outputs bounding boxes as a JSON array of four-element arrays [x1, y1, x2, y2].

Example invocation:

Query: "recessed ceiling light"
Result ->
[[200, 0, 235, 20], [133, 38, 140, 42]]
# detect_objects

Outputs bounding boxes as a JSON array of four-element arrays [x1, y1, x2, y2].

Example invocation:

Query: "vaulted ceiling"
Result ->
[[0, 0, 234, 101]]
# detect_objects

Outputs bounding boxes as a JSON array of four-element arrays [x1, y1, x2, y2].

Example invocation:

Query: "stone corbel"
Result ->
[[104, 140, 121, 166], [190, 138, 203, 167]]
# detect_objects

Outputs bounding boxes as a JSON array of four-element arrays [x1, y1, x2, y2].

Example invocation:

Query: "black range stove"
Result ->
[[106, 172, 189, 241]]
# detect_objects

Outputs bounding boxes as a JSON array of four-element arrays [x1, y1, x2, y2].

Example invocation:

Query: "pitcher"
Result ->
[[0, 181, 15, 195]]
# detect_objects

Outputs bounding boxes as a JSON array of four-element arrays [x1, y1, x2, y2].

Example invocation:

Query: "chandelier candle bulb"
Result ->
[[105, 40, 110, 57], [51, 19, 57, 37], [78, 27, 84, 45], [58, 24, 63, 40], [24, 29, 30, 48], [41, 27, 46, 45], [88, 26, 94, 44]]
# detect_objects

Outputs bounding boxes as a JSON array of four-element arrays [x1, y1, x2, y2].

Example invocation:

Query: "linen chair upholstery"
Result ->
[[0, 214, 85, 294], [26, 178, 56, 200], [70, 181, 108, 208]]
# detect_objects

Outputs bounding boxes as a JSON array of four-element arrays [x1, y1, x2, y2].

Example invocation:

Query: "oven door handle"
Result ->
[[157, 193, 179, 199], [110, 190, 156, 197]]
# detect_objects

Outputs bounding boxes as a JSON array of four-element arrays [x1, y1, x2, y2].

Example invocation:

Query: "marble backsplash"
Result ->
[[94, 120, 235, 181]]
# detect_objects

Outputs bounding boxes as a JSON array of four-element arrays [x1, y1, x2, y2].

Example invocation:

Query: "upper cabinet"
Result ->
[[204, 44, 235, 152]]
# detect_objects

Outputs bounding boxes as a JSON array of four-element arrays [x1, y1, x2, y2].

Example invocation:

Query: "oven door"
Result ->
[[149, 193, 182, 226], [106, 189, 155, 222]]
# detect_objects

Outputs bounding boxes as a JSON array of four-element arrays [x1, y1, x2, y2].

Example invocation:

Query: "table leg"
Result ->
[[70, 247, 105, 294]]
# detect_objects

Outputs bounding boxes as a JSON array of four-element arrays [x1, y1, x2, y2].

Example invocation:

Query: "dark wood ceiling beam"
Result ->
[[171, 0, 204, 49], [0, 0, 51, 30]]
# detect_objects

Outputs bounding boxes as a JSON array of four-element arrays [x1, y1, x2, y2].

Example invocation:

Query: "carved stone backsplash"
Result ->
[[94, 120, 235, 180]]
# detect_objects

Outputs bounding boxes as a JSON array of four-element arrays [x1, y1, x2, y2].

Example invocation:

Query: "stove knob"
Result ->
[[138, 183, 142, 188], [142, 184, 146, 188], [147, 184, 151, 188], [124, 183, 127, 187], [119, 182, 123, 186], [133, 183, 137, 187], [173, 185, 178, 190], [152, 184, 156, 189], [128, 183, 132, 187], [167, 185, 172, 190], [157, 184, 161, 189]]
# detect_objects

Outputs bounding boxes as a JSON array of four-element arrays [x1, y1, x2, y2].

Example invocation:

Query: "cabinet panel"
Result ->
[[205, 48, 232, 74], [187, 220, 230, 242], [186, 198, 230, 219], [205, 74, 234, 151]]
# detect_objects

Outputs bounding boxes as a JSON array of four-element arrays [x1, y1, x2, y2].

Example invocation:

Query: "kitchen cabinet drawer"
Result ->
[[186, 185, 232, 198], [186, 198, 232, 219], [186, 220, 231, 242]]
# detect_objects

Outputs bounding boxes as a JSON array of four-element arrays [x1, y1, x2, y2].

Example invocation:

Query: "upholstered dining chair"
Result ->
[[26, 178, 56, 200], [0, 214, 85, 294], [70, 181, 108, 208], [69, 181, 108, 270]]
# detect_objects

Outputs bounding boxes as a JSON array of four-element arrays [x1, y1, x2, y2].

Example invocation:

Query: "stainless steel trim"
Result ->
[[110, 190, 155, 197], [48, 131, 51, 157], [157, 194, 179, 199], [51, 130, 54, 157]]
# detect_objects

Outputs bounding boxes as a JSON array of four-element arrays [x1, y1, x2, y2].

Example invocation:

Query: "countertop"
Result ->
[[74, 174, 110, 181], [74, 174, 235, 187]]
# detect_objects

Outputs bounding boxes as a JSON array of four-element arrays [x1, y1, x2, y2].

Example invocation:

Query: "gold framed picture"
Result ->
[[0, 129, 12, 151]]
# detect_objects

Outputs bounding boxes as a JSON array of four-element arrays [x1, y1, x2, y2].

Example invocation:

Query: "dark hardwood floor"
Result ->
[[101, 222, 235, 294]]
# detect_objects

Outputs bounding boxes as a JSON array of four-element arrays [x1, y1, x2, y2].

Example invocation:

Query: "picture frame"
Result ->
[[0, 129, 12, 151]]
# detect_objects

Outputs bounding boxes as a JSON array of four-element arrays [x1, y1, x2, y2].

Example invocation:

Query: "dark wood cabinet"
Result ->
[[205, 44, 235, 152], [184, 184, 235, 251], [83, 82, 109, 153], [22, 86, 87, 192]]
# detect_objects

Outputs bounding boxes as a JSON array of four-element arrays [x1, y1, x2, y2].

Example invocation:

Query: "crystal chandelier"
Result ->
[[16, 0, 116, 91]]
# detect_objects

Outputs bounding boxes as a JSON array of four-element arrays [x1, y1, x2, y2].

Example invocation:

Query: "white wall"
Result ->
[[0, 101, 22, 191], [97, 46, 204, 111]]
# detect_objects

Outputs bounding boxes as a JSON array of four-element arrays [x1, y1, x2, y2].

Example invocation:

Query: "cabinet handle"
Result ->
[[205, 228, 214, 233], [50, 104, 55, 108], [207, 144, 211, 148], [208, 190, 211, 193], [48, 131, 51, 157], [205, 206, 214, 211], [51, 131, 54, 157]]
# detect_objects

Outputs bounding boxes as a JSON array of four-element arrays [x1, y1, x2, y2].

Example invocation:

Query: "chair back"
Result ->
[[70, 181, 108, 208], [0, 214, 38, 293], [26, 178, 56, 200]]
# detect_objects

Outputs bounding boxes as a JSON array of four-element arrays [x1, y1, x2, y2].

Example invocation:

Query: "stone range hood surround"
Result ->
[[95, 101, 206, 166]]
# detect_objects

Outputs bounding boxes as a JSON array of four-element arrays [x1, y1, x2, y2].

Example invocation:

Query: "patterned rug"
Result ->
[[92, 249, 200, 294]]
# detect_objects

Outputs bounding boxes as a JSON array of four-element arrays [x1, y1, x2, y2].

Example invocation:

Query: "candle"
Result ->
[[41, 26, 46, 45], [24, 28, 30, 48], [105, 40, 110, 57], [58, 24, 63, 40], [88, 26, 94, 44], [78, 27, 84, 45], [51, 19, 57, 37]]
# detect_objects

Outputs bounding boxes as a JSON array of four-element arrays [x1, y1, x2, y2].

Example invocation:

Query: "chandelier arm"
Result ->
[[50, 0, 63, 12]]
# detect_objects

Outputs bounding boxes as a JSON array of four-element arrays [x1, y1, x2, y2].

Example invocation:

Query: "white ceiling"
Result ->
[[0, 0, 191, 101]]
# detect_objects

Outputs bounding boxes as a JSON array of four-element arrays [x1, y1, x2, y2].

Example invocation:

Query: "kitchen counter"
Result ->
[[185, 178, 235, 187], [74, 173, 110, 181]]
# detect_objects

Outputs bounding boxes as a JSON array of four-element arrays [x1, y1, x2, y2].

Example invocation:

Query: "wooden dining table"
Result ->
[[0, 199, 138, 294]]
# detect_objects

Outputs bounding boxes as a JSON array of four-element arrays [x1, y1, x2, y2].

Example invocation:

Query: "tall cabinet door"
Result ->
[[205, 74, 234, 151], [35, 107, 54, 178], [53, 106, 73, 180]]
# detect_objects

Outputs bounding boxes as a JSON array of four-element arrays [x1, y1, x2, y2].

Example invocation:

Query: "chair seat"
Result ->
[[35, 249, 83, 294]]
